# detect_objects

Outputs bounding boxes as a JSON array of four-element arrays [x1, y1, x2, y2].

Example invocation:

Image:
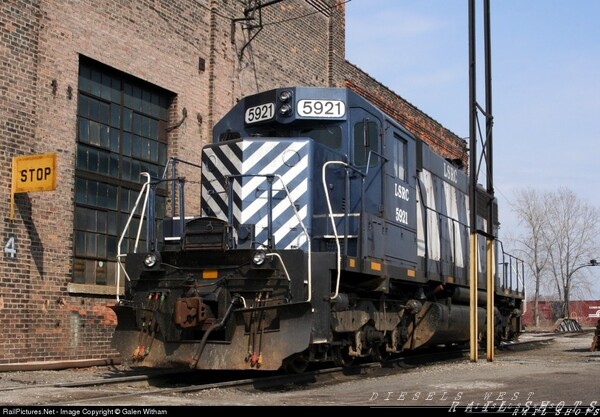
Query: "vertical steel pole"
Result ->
[[468, 0, 479, 363], [484, 0, 495, 362], [171, 158, 177, 217], [486, 238, 495, 360]]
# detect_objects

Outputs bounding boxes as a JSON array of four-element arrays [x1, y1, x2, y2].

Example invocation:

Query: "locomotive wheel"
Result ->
[[283, 353, 309, 374], [332, 345, 354, 367], [371, 344, 391, 363]]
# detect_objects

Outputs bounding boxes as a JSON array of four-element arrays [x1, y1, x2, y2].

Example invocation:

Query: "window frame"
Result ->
[[73, 57, 171, 287]]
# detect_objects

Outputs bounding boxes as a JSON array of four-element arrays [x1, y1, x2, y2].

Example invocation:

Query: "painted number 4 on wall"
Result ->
[[4, 236, 16, 258]]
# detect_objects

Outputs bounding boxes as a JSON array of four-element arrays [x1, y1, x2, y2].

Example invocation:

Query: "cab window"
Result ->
[[219, 130, 241, 141], [300, 125, 342, 149], [394, 132, 407, 181], [353, 120, 379, 167]]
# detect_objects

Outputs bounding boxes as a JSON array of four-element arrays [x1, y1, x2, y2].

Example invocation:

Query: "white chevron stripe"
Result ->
[[270, 177, 308, 223], [252, 178, 308, 229], [273, 205, 308, 249], [201, 184, 226, 218], [240, 143, 308, 223], [240, 141, 307, 200], [221, 143, 244, 224], [240, 142, 281, 200], [203, 144, 245, 223], [241, 157, 308, 224], [202, 139, 310, 250], [201, 154, 228, 220], [240, 139, 276, 165]]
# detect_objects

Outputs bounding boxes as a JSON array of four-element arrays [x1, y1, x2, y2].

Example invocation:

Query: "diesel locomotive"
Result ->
[[111, 86, 524, 372]]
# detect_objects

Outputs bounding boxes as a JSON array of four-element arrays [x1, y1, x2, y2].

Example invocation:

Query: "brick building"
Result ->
[[0, 0, 466, 368]]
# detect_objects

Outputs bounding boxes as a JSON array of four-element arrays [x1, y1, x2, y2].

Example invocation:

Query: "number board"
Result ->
[[297, 99, 346, 118], [245, 103, 275, 124]]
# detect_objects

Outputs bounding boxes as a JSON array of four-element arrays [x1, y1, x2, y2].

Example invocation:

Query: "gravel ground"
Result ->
[[0, 330, 598, 409]]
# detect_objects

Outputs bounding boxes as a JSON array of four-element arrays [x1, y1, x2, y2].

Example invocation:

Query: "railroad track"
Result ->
[[0, 369, 194, 392], [1, 342, 541, 406]]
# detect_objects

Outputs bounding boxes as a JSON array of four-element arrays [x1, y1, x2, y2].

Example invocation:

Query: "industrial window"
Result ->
[[394, 133, 407, 181], [74, 57, 171, 286]]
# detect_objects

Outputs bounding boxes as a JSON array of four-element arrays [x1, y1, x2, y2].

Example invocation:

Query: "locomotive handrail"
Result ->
[[418, 193, 470, 280], [265, 252, 291, 283], [322, 161, 343, 301], [435, 209, 469, 279], [322, 160, 365, 301], [497, 240, 525, 295], [223, 172, 312, 302], [365, 150, 388, 175], [162, 157, 202, 247], [423, 203, 470, 229], [116, 172, 152, 302], [273, 173, 312, 302]]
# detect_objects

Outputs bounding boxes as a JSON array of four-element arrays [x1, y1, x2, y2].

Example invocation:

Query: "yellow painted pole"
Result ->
[[469, 233, 479, 362], [10, 157, 16, 220], [486, 238, 495, 361]]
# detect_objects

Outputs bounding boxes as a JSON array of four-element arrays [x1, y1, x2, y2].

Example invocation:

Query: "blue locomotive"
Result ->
[[111, 87, 523, 372]]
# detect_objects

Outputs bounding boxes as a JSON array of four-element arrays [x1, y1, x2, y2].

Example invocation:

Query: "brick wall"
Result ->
[[1, 0, 46, 364]]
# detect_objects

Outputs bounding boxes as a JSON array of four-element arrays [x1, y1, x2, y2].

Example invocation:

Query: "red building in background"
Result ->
[[522, 300, 600, 328]]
